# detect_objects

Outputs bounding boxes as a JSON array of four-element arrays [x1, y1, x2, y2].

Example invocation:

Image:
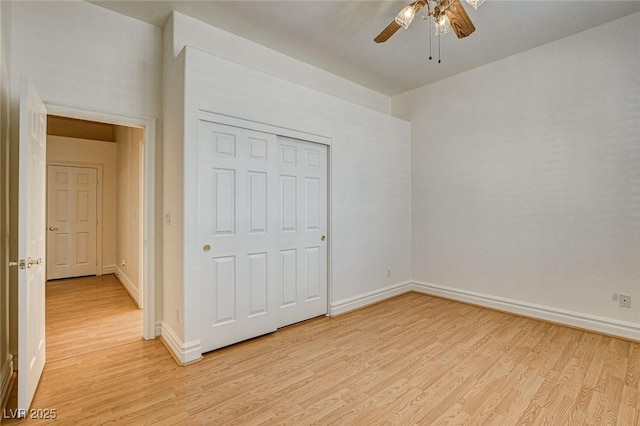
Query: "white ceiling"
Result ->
[[91, 1, 640, 96]]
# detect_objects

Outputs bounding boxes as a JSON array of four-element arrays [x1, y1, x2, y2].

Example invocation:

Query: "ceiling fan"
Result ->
[[374, 0, 483, 43]]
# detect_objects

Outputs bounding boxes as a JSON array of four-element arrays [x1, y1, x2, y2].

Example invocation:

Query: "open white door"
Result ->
[[17, 79, 47, 412]]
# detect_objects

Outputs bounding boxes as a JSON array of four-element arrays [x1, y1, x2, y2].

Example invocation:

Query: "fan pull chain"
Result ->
[[438, 33, 441, 63], [428, 18, 433, 60]]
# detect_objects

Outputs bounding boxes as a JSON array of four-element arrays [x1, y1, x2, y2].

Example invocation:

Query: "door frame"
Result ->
[[46, 162, 104, 279], [45, 102, 157, 340]]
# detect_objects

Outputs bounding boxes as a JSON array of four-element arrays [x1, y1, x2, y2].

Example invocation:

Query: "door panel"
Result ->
[[17, 79, 47, 413], [281, 175, 297, 231], [248, 252, 268, 315], [306, 246, 321, 299], [277, 137, 328, 327], [46, 165, 97, 279], [248, 172, 267, 233], [281, 248, 297, 306], [211, 255, 236, 324], [199, 122, 280, 352]]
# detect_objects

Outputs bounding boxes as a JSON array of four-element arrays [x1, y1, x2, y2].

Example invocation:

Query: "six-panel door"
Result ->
[[277, 136, 328, 328], [46, 165, 98, 280], [198, 121, 328, 352]]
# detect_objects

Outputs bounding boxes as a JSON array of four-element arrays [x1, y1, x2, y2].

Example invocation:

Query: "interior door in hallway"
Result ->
[[46, 165, 98, 279], [277, 136, 328, 327]]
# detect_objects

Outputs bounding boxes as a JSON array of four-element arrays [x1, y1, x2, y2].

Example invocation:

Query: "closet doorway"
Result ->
[[198, 121, 329, 352]]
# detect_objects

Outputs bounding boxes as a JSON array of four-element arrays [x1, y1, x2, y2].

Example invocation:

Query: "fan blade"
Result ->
[[444, 0, 475, 39], [374, 1, 426, 43], [374, 20, 402, 43]]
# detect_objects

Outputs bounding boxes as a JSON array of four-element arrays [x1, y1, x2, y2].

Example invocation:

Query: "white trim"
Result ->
[[101, 265, 116, 275], [115, 266, 140, 308], [142, 119, 157, 338], [410, 281, 640, 341], [198, 110, 332, 146], [1, 353, 14, 406], [329, 279, 640, 341], [159, 321, 202, 365], [44, 102, 157, 339], [326, 144, 333, 317], [137, 136, 144, 309], [329, 281, 412, 316]]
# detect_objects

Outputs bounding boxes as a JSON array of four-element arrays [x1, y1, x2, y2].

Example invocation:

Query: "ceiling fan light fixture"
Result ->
[[395, 4, 417, 29], [434, 14, 452, 36], [465, 0, 485, 10]]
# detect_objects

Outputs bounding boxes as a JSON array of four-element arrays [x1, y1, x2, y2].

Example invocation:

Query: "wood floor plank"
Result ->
[[5, 290, 640, 424]]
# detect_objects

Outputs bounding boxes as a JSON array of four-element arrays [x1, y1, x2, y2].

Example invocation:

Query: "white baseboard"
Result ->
[[159, 321, 202, 365], [330, 281, 412, 316], [1, 353, 14, 407], [327, 279, 640, 341], [410, 281, 640, 342], [115, 267, 140, 308], [102, 265, 116, 274]]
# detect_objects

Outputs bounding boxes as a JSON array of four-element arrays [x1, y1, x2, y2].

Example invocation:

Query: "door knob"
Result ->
[[203, 244, 211, 252], [321, 235, 326, 241], [48, 226, 58, 231]]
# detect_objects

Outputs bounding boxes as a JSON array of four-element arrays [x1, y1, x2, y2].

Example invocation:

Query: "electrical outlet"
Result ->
[[165, 212, 172, 225], [386, 268, 391, 278], [619, 294, 631, 308]]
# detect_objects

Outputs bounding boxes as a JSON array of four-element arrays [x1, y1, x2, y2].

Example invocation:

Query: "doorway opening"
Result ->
[[46, 115, 144, 361], [12, 84, 157, 411], [44, 115, 145, 359], [43, 104, 156, 342]]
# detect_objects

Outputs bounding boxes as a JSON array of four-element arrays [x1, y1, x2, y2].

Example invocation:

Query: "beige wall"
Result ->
[[115, 126, 143, 306], [47, 136, 117, 271]]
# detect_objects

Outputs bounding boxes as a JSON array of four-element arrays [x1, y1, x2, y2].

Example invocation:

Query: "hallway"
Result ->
[[45, 274, 142, 362]]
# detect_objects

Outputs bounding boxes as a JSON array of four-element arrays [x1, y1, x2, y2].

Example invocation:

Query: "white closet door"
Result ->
[[198, 121, 280, 351], [277, 136, 328, 327]]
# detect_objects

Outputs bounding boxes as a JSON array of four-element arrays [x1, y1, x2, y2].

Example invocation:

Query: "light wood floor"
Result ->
[[45, 274, 142, 362], [6, 290, 640, 424]]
